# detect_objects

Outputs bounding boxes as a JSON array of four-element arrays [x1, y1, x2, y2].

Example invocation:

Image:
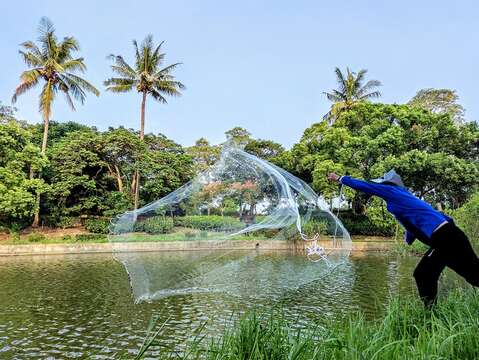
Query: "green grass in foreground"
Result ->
[[137, 289, 479, 360]]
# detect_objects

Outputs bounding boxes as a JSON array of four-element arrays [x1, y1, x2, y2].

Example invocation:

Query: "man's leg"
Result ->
[[413, 247, 446, 306], [443, 226, 479, 287]]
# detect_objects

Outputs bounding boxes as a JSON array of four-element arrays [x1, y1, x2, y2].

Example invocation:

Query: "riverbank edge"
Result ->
[[0, 239, 393, 256]]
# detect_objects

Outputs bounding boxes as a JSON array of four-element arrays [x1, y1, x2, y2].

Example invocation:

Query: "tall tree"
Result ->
[[323, 67, 381, 123], [408, 88, 465, 123], [285, 102, 478, 210], [0, 121, 47, 229], [105, 35, 185, 209], [12, 17, 99, 226], [244, 139, 285, 161], [225, 127, 252, 146], [187, 138, 220, 173]]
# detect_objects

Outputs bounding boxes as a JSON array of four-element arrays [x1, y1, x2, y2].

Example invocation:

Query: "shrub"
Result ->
[[135, 216, 174, 234], [10, 232, 20, 243], [84, 218, 111, 234], [174, 215, 242, 231], [365, 198, 397, 235], [449, 192, 479, 246], [338, 211, 395, 236], [302, 219, 329, 236], [75, 234, 107, 242], [57, 216, 78, 229], [390, 239, 429, 256], [27, 232, 46, 243]]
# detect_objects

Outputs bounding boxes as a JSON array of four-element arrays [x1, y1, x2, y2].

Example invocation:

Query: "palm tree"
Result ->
[[323, 67, 381, 123], [105, 35, 185, 209], [12, 17, 99, 226]]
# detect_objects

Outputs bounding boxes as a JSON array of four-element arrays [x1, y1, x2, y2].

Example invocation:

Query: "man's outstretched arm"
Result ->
[[327, 173, 396, 201]]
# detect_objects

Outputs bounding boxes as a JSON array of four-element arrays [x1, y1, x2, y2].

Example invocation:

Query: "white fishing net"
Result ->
[[109, 143, 351, 302]]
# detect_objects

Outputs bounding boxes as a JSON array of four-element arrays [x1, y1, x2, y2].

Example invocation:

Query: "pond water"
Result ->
[[0, 250, 464, 359]]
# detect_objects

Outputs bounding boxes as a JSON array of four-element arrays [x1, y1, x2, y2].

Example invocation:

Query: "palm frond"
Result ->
[[156, 62, 182, 76], [133, 39, 141, 70], [57, 78, 76, 110], [326, 67, 381, 105], [323, 90, 345, 103], [37, 17, 55, 40], [18, 50, 44, 67], [104, 77, 136, 93], [57, 36, 80, 62], [64, 73, 100, 96], [14, 17, 97, 122], [155, 81, 184, 96], [20, 69, 42, 83], [150, 40, 165, 69], [359, 91, 381, 100], [353, 69, 367, 90], [62, 58, 87, 72], [58, 75, 86, 104], [12, 72, 40, 103], [139, 35, 154, 73], [107, 55, 137, 78], [19, 41, 44, 61], [356, 80, 382, 97], [334, 67, 347, 93], [38, 18, 58, 60], [148, 88, 168, 103], [107, 35, 184, 103]]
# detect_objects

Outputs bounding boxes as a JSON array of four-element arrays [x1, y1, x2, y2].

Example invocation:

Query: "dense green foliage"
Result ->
[[276, 102, 478, 213], [0, 121, 47, 229], [135, 216, 175, 234], [0, 120, 195, 230], [449, 191, 479, 246], [302, 219, 329, 236], [173, 215, 242, 231], [1, 101, 477, 239], [84, 218, 111, 234]]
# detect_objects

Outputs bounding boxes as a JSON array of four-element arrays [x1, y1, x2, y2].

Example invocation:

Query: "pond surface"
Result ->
[[0, 250, 464, 359]]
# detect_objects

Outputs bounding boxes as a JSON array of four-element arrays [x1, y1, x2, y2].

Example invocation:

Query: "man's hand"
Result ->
[[328, 172, 341, 182]]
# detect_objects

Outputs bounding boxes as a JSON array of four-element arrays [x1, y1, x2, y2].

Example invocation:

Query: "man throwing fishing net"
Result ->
[[328, 170, 479, 306]]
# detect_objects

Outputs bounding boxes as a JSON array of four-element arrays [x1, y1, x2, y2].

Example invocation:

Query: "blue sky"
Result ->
[[1, 0, 477, 148]]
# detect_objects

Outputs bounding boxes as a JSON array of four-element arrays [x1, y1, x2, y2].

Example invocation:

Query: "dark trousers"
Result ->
[[413, 223, 479, 306]]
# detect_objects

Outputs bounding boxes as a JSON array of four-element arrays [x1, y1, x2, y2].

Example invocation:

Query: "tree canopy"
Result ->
[[408, 88, 465, 123], [277, 102, 478, 210]]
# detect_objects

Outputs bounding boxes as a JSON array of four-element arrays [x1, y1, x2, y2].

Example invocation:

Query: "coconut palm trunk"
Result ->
[[31, 115, 50, 227], [133, 91, 147, 209]]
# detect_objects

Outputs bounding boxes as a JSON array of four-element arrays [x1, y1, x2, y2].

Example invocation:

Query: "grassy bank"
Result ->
[[0, 231, 273, 245], [137, 289, 479, 359]]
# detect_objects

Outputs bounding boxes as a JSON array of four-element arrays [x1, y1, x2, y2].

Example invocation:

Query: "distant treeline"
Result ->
[[1, 101, 477, 238]]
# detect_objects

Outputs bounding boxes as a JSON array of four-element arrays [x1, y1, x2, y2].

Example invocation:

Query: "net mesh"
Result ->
[[109, 143, 351, 302]]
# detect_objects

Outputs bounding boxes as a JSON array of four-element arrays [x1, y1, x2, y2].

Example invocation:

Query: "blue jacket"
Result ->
[[339, 176, 452, 245]]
